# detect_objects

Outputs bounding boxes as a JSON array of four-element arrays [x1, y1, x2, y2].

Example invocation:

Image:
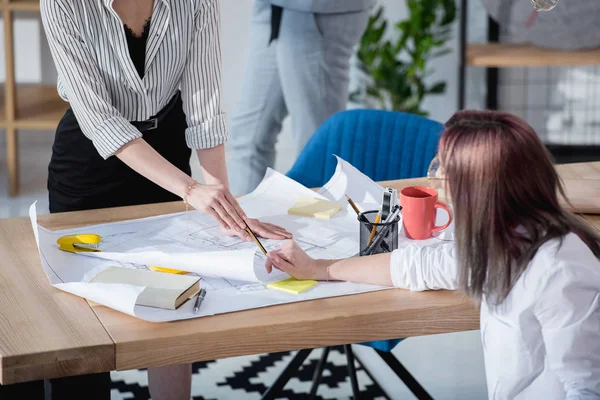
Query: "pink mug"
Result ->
[[400, 186, 453, 240]]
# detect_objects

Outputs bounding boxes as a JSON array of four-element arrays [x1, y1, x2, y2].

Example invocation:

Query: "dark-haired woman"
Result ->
[[265, 110, 600, 399]]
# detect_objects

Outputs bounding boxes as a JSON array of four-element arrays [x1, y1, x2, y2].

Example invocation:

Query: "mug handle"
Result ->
[[432, 202, 453, 232]]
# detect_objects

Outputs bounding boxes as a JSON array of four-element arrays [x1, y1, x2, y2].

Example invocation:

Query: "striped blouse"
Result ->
[[40, 0, 228, 159]]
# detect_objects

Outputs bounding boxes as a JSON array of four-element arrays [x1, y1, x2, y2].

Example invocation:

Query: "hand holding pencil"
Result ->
[[244, 222, 267, 255]]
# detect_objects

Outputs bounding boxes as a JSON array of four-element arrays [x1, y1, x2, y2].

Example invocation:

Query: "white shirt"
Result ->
[[390, 233, 600, 399], [41, 0, 228, 159]]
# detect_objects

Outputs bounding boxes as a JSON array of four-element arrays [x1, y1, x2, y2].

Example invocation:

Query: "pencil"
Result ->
[[345, 195, 361, 215], [367, 214, 381, 245], [363, 206, 401, 256], [244, 222, 268, 256]]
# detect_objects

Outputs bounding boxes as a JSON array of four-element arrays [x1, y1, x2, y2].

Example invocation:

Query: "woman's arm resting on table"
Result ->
[[266, 240, 459, 290], [389, 241, 459, 290]]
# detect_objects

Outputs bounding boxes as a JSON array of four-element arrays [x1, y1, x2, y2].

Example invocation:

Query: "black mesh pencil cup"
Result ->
[[358, 210, 400, 256]]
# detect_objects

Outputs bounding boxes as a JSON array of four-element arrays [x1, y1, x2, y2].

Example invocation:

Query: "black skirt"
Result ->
[[48, 94, 191, 214]]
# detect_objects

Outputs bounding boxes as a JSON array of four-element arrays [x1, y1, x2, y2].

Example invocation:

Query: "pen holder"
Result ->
[[358, 210, 400, 256]]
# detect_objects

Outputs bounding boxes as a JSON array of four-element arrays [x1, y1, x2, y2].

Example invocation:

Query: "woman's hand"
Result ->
[[221, 218, 292, 241], [188, 182, 292, 240], [265, 240, 332, 280], [187, 182, 248, 232]]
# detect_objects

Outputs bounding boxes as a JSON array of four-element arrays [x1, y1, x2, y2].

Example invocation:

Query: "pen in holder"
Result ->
[[358, 209, 401, 256]]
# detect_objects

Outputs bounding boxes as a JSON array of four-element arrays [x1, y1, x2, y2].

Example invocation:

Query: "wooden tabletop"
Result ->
[[39, 201, 479, 372], [0, 217, 113, 385], [1, 162, 599, 384]]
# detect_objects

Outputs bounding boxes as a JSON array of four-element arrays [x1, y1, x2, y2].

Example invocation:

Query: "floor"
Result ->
[[0, 130, 488, 399], [111, 347, 390, 399]]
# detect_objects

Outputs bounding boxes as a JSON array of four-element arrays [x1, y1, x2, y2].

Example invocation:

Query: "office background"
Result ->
[[0, 0, 596, 398]]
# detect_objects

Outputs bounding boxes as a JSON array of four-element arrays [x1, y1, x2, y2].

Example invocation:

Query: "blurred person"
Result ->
[[229, 0, 374, 195]]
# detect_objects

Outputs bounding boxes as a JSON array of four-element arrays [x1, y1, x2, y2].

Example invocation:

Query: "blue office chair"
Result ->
[[261, 109, 443, 400], [287, 108, 442, 187]]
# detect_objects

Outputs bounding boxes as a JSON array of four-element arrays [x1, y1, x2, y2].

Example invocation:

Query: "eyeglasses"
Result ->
[[427, 155, 445, 181], [530, 0, 558, 11], [427, 155, 450, 203]]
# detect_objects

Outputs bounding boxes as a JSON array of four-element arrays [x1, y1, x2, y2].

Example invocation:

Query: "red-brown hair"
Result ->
[[439, 110, 600, 305]]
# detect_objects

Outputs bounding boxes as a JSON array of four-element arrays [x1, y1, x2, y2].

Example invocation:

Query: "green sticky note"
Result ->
[[267, 278, 318, 294]]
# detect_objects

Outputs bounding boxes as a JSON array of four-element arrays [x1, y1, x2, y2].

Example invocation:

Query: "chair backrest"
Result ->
[[286, 109, 444, 187]]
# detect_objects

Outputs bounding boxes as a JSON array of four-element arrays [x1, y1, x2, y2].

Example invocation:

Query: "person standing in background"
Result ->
[[229, 0, 374, 195]]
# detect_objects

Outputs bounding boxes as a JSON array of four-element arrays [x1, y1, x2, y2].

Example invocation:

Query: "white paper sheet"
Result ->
[[30, 163, 394, 322], [30, 157, 455, 323], [29, 204, 144, 317], [318, 155, 384, 208]]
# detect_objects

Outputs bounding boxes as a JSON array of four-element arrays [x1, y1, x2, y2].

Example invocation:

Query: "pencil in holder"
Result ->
[[358, 210, 400, 256]]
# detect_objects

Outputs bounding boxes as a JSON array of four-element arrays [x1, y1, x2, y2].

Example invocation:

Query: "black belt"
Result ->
[[269, 5, 283, 44], [131, 91, 181, 132]]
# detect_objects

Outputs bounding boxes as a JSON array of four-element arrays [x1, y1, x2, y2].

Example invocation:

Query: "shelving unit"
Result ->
[[457, 0, 600, 110], [7, 0, 40, 11], [466, 43, 600, 67], [2, 0, 68, 196]]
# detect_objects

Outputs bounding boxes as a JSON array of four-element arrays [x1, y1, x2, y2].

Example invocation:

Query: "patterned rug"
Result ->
[[110, 347, 388, 399]]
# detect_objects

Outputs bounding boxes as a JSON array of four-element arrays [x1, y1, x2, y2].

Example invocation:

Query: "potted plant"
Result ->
[[351, 0, 457, 116]]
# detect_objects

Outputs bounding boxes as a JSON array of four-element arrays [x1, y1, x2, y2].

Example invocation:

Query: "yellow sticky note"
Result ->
[[149, 266, 188, 275], [268, 278, 318, 294], [288, 198, 342, 219]]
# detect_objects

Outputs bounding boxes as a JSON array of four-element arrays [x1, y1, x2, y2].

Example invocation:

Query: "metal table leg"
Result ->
[[309, 347, 330, 399], [344, 345, 361, 400], [261, 349, 312, 400]]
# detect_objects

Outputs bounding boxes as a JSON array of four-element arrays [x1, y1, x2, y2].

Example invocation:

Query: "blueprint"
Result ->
[[30, 158, 398, 322]]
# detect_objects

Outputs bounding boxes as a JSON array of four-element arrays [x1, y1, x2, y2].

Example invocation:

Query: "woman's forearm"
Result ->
[[322, 253, 393, 286], [196, 145, 229, 187], [116, 138, 194, 198], [116, 141, 230, 199]]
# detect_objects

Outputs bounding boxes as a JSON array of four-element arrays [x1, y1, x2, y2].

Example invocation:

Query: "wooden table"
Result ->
[[1, 162, 599, 394]]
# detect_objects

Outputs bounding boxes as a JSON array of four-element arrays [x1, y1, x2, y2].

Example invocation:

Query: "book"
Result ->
[[288, 198, 342, 219], [90, 266, 201, 310]]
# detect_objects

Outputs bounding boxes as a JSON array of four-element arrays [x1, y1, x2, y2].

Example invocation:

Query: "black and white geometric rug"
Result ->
[[110, 347, 387, 399]]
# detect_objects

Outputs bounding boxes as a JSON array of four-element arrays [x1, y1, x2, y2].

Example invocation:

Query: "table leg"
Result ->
[[45, 372, 110, 400], [0, 380, 44, 399], [344, 344, 361, 400], [376, 350, 433, 400], [6, 126, 19, 197], [309, 347, 330, 398], [261, 349, 312, 400]]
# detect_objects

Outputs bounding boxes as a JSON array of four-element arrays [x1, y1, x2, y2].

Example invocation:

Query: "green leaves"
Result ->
[[429, 82, 447, 94], [352, 1, 456, 116]]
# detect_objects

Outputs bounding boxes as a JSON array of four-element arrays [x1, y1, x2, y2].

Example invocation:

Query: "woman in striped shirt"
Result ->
[[41, 0, 290, 398]]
